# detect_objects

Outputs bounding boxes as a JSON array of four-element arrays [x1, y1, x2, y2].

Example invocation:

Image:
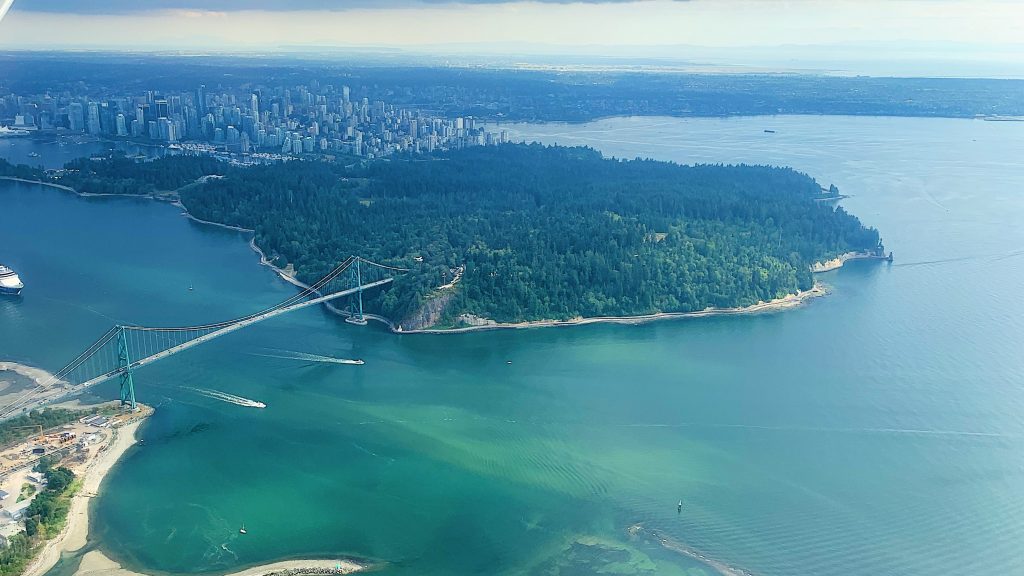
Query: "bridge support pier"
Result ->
[[116, 326, 137, 410], [345, 258, 368, 326]]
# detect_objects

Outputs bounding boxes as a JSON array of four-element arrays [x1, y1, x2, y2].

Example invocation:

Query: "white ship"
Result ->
[[0, 126, 30, 138], [0, 265, 24, 295]]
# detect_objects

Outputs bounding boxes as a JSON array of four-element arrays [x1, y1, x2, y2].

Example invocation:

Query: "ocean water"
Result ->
[[1, 115, 1023, 576], [0, 136, 169, 170]]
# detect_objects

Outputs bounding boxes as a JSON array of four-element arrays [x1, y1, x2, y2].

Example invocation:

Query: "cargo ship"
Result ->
[[0, 265, 24, 295]]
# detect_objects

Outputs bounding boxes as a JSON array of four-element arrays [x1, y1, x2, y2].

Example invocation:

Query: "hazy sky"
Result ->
[[0, 0, 1022, 72]]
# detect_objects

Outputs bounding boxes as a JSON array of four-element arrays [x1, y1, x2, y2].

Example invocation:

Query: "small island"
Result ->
[[2, 144, 883, 331]]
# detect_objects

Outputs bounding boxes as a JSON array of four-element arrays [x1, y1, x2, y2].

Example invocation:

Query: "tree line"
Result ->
[[6, 145, 882, 328], [177, 144, 881, 327]]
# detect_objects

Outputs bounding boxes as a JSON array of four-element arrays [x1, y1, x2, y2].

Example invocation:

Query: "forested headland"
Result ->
[[5, 146, 883, 329], [174, 144, 881, 329]]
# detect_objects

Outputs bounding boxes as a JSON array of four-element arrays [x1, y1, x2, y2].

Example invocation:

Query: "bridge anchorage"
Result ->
[[0, 257, 405, 418]]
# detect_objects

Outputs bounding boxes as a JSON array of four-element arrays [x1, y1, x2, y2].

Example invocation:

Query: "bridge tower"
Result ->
[[116, 326, 137, 410], [345, 257, 368, 325]]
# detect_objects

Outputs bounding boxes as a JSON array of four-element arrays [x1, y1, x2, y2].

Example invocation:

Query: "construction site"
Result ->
[[0, 401, 152, 540]]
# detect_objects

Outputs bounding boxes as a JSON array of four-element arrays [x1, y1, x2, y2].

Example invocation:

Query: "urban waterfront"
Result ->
[[2, 115, 1023, 576]]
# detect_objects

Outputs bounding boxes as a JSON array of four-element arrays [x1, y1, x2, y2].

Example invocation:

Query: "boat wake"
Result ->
[[186, 387, 266, 408], [252, 349, 364, 365]]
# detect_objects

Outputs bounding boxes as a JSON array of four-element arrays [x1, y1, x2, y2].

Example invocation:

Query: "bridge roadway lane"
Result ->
[[68, 276, 393, 391]]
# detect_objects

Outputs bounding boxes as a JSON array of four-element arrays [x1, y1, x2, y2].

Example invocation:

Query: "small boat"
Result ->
[[189, 283, 194, 291], [28, 151, 41, 157], [763, 129, 776, 134], [239, 525, 247, 534]]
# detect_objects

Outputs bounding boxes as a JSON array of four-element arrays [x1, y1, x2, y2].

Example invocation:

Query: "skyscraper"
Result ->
[[250, 93, 259, 122], [196, 85, 206, 116], [86, 102, 101, 135], [68, 102, 85, 132]]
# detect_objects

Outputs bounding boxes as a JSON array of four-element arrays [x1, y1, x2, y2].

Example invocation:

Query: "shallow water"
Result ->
[[2, 115, 1023, 575]]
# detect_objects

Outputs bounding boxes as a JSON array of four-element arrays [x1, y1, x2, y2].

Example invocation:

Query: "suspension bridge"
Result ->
[[0, 257, 405, 419]]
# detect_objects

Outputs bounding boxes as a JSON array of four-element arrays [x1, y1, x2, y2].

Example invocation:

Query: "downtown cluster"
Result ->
[[0, 80, 510, 160]]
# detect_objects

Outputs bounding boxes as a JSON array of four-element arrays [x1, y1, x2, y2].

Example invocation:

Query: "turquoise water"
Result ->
[[2, 115, 1024, 575]]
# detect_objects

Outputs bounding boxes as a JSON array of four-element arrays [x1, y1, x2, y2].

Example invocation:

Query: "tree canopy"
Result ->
[[177, 144, 881, 328]]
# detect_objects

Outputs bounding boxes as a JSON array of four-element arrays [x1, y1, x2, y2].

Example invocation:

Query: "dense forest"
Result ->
[[0, 157, 45, 180], [171, 144, 881, 328], [59, 155, 227, 196]]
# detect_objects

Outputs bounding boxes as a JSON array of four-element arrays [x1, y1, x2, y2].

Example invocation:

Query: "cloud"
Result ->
[[15, 0, 670, 13]]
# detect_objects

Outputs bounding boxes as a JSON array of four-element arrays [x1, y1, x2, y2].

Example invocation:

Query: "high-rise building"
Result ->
[[68, 102, 85, 132], [115, 113, 127, 136], [86, 102, 101, 135], [158, 117, 176, 141], [250, 93, 259, 122], [185, 107, 200, 139], [196, 85, 206, 116]]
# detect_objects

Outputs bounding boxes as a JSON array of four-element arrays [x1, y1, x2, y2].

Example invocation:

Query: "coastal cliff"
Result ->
[[812, 249, 892, 273]]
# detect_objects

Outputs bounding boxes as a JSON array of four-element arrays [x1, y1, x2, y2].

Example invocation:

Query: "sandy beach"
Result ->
[[0, 361, 62, 388], [18, 412, 364, 576], [399, 283, 828, 334], [0, 361, 68, 416], [21, 418, 145, 576], [74, 552, 362, 576]]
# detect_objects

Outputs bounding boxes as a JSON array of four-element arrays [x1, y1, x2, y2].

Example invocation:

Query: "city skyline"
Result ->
[[2, 75, 508, 162]]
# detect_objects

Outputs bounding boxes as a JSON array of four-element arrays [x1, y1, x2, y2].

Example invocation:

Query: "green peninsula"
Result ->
[[3, 145, 882, 329], [178, 145, 881, 328]]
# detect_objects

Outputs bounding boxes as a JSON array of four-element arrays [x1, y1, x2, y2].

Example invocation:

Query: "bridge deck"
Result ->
[[74, 278, 393, 390]]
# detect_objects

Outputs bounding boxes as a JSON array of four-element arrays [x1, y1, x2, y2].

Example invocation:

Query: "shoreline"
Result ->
[[0, 176, 77, 193], [5, 174, 873, 337], [72, 553, 364, 576], [0, 176, 174, 200], [20, 410, 365, 576], [399, 283, 828, 334], [0, 361, 69, 414], [22, 415, 147, 576], [811, 250, 891, 273]]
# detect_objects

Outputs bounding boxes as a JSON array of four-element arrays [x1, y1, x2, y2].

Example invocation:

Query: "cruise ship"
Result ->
[[0, 265, 24, 295]]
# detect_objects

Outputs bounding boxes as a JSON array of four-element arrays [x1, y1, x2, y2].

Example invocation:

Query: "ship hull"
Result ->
[[0, 285, 22, 296]]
